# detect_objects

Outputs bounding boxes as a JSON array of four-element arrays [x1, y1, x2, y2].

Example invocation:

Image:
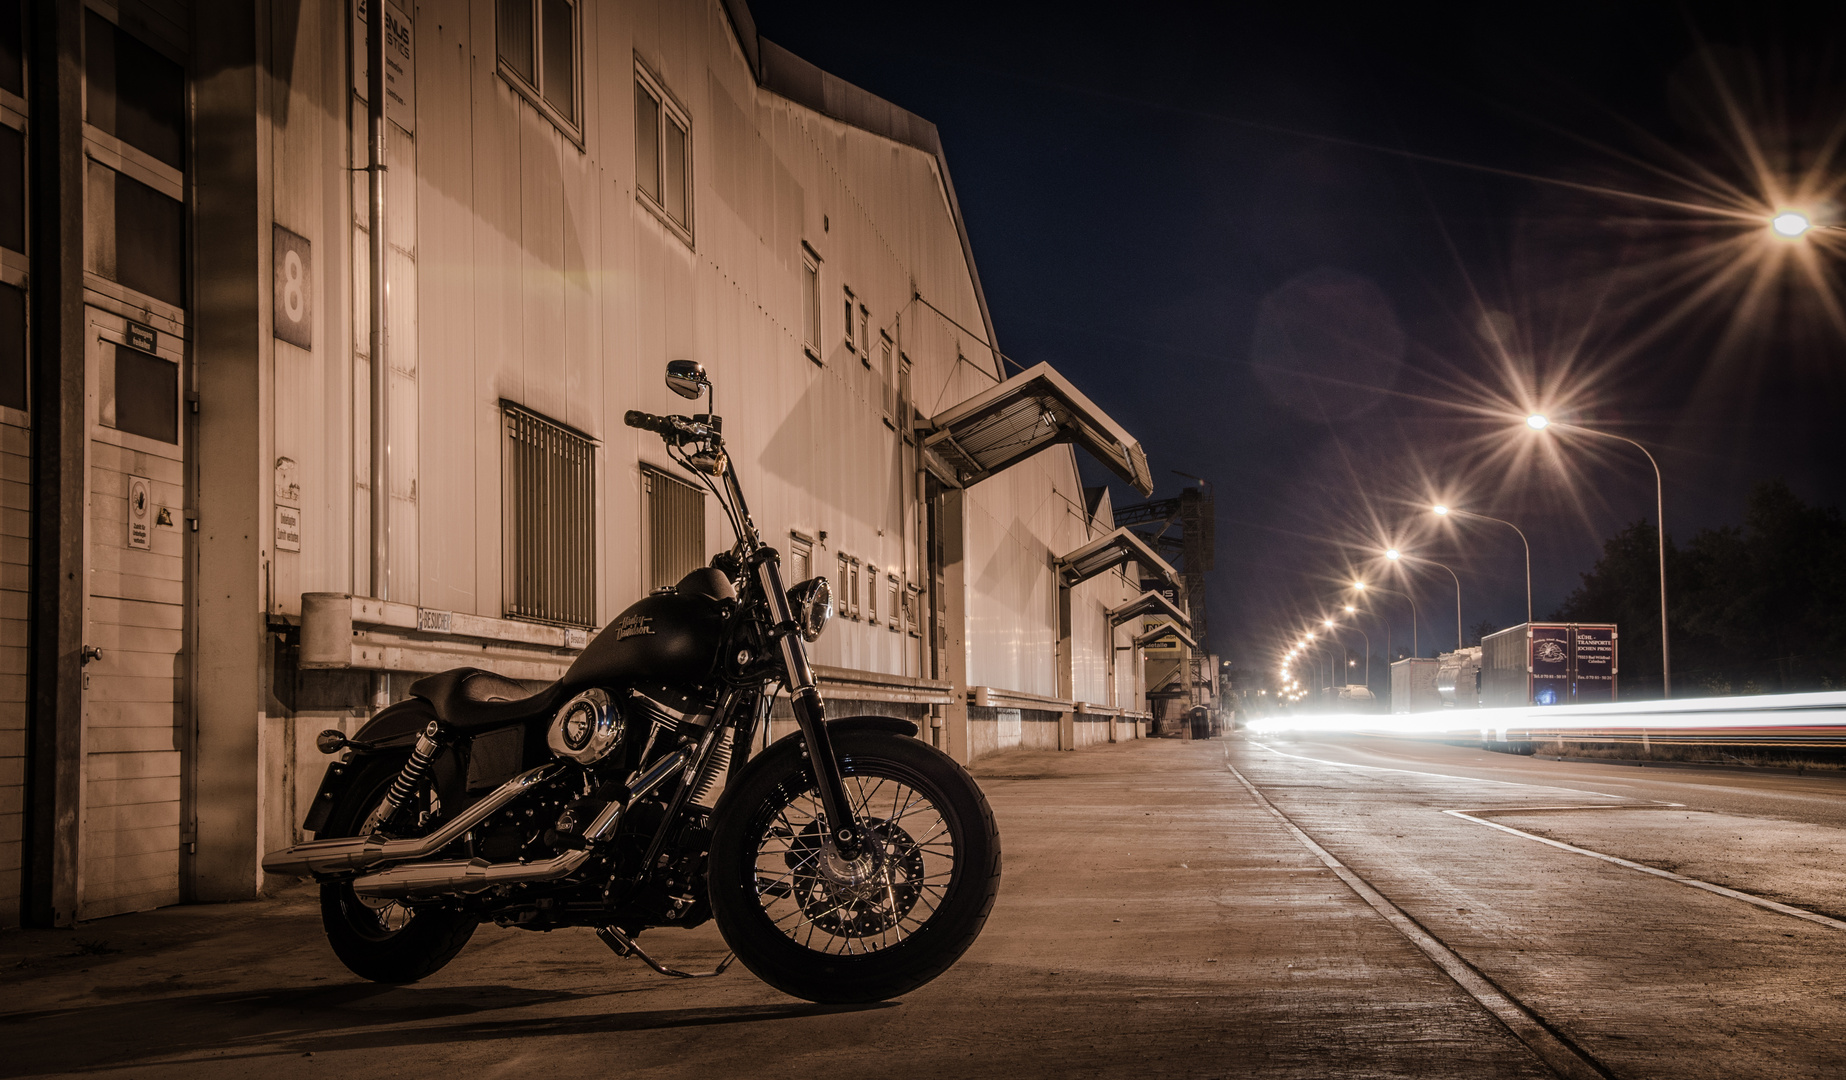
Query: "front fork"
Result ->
[[753, 550, 864, 859]]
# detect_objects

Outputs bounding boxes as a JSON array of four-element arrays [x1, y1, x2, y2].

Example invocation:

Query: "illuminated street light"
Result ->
[[1432, 504, 1449, 516], [1772, 211, 1811, 237], [1528, 418, 1673, 697], [1526, 414, 1549, 430], [1352, 580, 1366, 591], [1385, 548, 1401, 561]]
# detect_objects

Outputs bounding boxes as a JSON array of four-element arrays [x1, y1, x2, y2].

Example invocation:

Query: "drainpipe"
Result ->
[[366, 0, 389, 603], [365, 0, 390, 709]]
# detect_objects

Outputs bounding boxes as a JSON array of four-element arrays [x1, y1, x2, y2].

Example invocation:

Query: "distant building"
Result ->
[[2, 0, 1175, 927]]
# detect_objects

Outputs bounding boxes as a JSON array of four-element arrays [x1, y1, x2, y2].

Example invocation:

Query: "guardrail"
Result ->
[[1245, 691, 1846, 749]]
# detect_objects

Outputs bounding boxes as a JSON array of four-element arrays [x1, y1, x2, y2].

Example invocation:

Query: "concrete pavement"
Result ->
[[2, 738, 1548, 1079]]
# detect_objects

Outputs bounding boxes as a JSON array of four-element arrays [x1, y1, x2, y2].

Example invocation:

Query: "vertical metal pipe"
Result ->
[[367, 0, 389, 601]]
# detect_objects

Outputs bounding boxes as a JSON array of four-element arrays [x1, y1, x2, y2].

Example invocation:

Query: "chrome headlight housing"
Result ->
[[547, 688, 625, 764], [786, 576, 833, 643]]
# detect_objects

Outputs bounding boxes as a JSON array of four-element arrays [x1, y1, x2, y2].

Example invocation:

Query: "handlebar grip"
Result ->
[[624, 409, 670, 434]]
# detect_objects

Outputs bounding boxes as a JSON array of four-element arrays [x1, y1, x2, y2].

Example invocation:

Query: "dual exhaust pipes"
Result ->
[[261, 749, 689, 900]]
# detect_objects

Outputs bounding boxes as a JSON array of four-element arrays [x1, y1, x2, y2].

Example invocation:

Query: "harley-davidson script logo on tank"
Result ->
[[615, 614, 656, 640]]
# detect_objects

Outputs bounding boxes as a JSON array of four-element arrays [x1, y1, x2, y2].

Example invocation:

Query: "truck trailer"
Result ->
[[1480, 623, 1618, 707]]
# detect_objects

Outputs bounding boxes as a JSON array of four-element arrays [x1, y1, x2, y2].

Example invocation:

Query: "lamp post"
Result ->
[[1528, 413, 1672, 697], [1434, 504, 1532, 626], [1387, 548, 1463, 652], [1354, 579, 1417, 658], [1336, 608, 1372, 686]]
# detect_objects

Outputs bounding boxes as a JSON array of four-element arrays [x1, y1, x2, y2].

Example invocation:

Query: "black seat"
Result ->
[[409, 668, 565, 729]]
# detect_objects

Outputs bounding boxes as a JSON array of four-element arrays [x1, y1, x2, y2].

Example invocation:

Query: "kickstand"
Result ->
[[597, 926, 736, 979]]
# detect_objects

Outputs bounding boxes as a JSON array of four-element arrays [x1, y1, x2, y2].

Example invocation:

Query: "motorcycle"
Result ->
[[263, 360, 1001, 1003]]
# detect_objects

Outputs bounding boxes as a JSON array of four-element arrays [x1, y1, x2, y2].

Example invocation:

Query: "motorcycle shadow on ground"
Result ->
[[1, 982, 895, 1076]]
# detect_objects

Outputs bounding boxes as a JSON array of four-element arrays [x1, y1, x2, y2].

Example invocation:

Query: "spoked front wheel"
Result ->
[[708, 728, 1001, 1003]]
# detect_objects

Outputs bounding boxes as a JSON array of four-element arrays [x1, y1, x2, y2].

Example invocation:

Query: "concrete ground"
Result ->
[[4, 736, 1842, 1078]]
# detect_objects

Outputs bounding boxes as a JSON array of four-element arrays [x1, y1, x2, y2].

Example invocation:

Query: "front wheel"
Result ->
[[708, 729, 1001, 1003]]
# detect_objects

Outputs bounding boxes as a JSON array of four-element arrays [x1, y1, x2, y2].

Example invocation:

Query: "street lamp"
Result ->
[[1772, 211, 1810, 237], [1332, 606, 1373, 685], [1528, 414, 1672, 697], [1433, 504, 1533, 626], [1386, 547, 1464, 652], [1353, 579, 1418, 658]]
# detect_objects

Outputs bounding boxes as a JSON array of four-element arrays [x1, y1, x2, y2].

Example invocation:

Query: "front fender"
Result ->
[[827, 714, 919, 738]]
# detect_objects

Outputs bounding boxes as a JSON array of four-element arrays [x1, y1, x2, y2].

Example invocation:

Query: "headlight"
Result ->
[[786, 576, 833, 642]]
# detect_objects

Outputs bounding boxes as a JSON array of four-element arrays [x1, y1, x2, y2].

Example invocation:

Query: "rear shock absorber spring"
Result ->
[[381, 721, 443, 821]]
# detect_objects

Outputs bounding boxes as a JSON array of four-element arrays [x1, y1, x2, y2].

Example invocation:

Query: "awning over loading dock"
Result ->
[[922, 362, 1155, 496], [1134, 621, 1198, 652], [1055, 528, 1179, 591], [1106, 589, 1190, 629]]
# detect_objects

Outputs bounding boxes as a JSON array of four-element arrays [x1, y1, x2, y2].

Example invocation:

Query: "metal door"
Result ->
[[77, 309, 188, 920]]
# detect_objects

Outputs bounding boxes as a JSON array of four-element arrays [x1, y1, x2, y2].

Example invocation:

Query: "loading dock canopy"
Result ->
[[1055, 527, 1179, 591], [1106, 589, 1190, 629], [923, 362, 1154, 496], [1134, 620, 1198, 652]]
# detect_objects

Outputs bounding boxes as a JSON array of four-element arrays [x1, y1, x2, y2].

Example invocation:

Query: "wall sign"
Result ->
[[275, 505, 302, 552], [126, 321, 157, 354], [272, 227, 313, 349], [352, 0, 416, 133], [127, 476, 153, 550]]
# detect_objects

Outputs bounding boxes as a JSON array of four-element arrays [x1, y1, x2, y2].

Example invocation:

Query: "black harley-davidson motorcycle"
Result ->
[[263, 360, 1001, 1003]]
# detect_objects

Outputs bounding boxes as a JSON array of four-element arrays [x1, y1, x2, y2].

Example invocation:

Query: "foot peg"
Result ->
[[597, 926, 735, 979]]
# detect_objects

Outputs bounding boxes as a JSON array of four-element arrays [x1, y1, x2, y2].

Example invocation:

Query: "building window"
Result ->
[[898, 352, 915, 443], [644, 464, 705, 593], [789, 530, 814, 582], [842, 288, 856, 354], [0, 123, 22, 256], [634, 68, 691, 237], [502, 402, 598, 627], [801, 246, 821, 362], [100, 342, 178, 444], [0, 283, 23, 412], [867, 564, 879, 624], [859, 306, 870, 368], [905, 582, 923, 637], [887, 572, 901, 631], [84, 164, 185, 307], [84, 10, 184, 170], [879, 335, 895, 427], [497, 0, 579, 129], [836, 552, 861, 619]]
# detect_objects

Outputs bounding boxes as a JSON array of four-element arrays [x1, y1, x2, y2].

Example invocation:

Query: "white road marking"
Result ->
[[1445, 809, 1846, 932], [1227, 760, 1611, 1080], [1251, 741, 1628, 800]]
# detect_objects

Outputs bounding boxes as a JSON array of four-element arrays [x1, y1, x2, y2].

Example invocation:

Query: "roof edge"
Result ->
[[720, 5, 1002, 373]]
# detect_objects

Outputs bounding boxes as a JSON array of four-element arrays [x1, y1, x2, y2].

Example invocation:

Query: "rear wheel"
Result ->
[[709, 730, 1001, 1002], [318, 755, 477, 983]]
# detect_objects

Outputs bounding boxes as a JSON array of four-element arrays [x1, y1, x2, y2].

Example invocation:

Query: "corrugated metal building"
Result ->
[[2, 0, 1185, 928]]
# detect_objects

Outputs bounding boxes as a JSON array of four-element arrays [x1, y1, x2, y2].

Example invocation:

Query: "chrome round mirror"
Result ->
[[786, 576, 834, 643], [666, 359, 708, 400]]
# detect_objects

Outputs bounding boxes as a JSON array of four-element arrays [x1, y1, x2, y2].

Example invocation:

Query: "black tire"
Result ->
[[318, 754, 477, 984], [708, 729, 1001, 1003]]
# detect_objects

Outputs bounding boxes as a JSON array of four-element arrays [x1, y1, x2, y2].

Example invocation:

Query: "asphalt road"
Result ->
[[3, 736, 1842, 1078]]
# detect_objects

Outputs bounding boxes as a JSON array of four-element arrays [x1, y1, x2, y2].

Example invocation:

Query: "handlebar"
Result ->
[[624, 409, 678, 435]]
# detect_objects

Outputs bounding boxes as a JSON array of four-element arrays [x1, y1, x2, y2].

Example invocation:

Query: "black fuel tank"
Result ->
[[563, 568, 734, 691]]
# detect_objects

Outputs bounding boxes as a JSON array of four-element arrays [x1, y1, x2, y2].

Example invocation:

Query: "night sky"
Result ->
[[750, 1, 1846, 672]]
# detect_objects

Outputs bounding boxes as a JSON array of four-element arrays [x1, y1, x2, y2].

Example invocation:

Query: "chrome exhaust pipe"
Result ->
[[261, 763, 564, 878], [349, 748, 689, 900]]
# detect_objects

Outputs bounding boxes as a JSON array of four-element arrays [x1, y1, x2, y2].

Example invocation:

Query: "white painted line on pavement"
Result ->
[[1227, 760, 1613, 1080], [1445, 809, 1846, 932], [1251, 740, 1628, 800]]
